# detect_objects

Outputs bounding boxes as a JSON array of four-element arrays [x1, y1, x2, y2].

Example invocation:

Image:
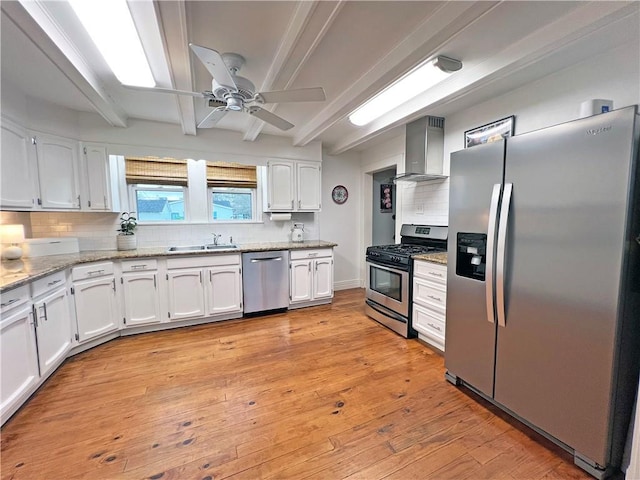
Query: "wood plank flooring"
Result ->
[[1, 289, 591, 480]]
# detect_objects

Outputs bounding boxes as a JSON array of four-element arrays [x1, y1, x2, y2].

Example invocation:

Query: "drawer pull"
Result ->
[[429, 272, 444, 278], [1, 298, 19, 308], [308, 253, 318, 257], [131, 264, 147, 270], [87, 269, 105, 276], [427, 295, 442, 302], [427, 322, 442, 332], [47, 279, 63, 287]]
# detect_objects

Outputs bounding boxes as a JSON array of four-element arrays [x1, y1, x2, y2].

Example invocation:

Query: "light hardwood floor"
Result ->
[[1, 289, 592, 480]]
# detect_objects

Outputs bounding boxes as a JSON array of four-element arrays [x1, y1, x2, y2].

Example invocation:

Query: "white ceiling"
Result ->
[[1, 1, 639, 154]]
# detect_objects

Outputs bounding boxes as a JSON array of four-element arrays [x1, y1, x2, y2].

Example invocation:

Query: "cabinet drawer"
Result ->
[[31, 271, 66, 298], [414, 261, 446, 284], [412, 304, 445, 349], [290, 248, 332, 260], [72, 262, 114, 281], [121, 259, 158, 272], [1, 285, 30, 312], [413, 277, 446, 311]]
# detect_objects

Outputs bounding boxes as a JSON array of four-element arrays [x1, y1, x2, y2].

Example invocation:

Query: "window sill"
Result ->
[[137, 220, 265, 226]]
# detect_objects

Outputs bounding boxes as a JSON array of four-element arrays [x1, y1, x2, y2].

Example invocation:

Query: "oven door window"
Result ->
[[370, 265, 403, 301]]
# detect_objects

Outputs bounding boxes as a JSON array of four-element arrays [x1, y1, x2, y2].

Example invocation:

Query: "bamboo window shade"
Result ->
[[125, 157, 188, 186], [207, 162, 257, 188]]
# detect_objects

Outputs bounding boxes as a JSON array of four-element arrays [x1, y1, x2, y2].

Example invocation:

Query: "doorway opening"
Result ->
[[372, 168, 396, 245]]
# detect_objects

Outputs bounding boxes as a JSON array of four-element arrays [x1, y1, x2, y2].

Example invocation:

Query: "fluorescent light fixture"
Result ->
[[69, 0, 155, 87], [349, 55, 462, 127]]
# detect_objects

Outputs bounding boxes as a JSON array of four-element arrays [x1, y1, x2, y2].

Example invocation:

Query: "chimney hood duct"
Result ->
[[394, 116, 447, 182]]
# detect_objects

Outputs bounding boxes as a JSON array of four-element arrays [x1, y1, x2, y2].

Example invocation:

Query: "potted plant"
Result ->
[[116, 212, 138, 251]]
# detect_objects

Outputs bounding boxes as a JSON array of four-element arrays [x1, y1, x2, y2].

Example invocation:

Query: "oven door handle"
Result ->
[[365, 299, 407, 324], [365, 261, 408, 274]]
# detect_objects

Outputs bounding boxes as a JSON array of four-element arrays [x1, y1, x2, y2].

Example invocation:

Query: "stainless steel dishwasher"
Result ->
[[242, 251, 289, 314]]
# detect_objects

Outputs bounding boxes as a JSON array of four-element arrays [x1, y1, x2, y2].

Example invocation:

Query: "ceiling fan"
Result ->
[[127, 43, 326, 131]]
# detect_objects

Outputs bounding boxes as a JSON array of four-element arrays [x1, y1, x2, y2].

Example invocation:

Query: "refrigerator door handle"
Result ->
[[485, 184, 502, 324], [496, 182, 513, 328]]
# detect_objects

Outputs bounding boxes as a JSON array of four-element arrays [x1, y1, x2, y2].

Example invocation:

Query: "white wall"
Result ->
[[319, 150, 362, 290]]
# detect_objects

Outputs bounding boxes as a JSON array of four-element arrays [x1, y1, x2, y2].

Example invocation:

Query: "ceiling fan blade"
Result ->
[[257, 87, 326, 104], [248, 106, 294, 131], [189, 43, 237, 91], [197, 109, 228, 128], [123, 85, 205, 97]]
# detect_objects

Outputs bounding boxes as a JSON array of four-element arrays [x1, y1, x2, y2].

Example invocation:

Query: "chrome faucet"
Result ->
[[212, 233, 222, 245]]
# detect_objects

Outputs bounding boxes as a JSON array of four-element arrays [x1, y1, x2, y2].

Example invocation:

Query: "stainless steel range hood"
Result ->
[[394, 116, 447, 182]]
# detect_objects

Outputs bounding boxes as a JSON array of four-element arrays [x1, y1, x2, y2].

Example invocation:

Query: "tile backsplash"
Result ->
[[399, 179, 449, 226], [27, 211, 319, 251]]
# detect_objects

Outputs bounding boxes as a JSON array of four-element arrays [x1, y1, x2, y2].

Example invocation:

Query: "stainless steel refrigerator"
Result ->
[[445, 106, 640, 478]]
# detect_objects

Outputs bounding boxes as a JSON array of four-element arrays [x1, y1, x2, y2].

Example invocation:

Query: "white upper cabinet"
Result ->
[[267, 160, 296, 211], [265, 159, 321, 212], [0, 118, 38, 209], [34, 133, 80, 209], [81, 143, 111, 211], [296, 162, 321, 211]]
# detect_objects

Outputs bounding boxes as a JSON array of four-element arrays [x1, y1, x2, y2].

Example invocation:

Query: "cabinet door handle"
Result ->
[[199, 271, 203, 284], [298, 200, 301, 209], [153, 274, 157, 289], [291, 200, 294, 209], [427, 295, 442, 302], [210, 270, 212, 282], [315, 262, 318, 271], [0, 298, 19, 308], [308, 263, 311, 272], [40, 303, 48, 322], [112, 279, 116, 292], [29, 308, 35, 327]]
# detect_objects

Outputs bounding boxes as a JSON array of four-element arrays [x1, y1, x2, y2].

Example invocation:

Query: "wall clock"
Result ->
[[332, 185, 348, 204]]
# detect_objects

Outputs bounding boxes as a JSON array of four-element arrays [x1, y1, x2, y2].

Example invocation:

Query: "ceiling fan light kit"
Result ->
[[127, 43, 326, 131], [348, 54, 463, 127]]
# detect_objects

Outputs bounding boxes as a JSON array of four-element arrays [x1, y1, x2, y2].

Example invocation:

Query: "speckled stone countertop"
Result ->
[[412, 252, 448, 266], [0, 240, 337, 293]]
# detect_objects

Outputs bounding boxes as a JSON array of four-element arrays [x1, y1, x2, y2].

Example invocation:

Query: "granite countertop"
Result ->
[[412, 252, 448, 266], [0, 240, 337, 293]]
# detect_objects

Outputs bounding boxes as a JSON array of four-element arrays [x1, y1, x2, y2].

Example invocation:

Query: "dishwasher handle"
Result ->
[[250, 257, 282, 263]]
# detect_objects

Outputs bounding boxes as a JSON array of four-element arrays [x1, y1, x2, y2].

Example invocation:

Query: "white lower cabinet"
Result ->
[[122, 272, 161, 326], [72, 263, 119, 342], [32, 286, 72, 377], [1, 300, 39, 423], [166, 254, 242, 320], [167, 268, 205, 321], [289, 249, 333, 307], [206, 265, 242, 316], [412, 260, 447, 351]]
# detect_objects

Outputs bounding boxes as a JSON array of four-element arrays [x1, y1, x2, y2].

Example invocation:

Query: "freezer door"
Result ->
[[445, 140, 504, 397], [494, 107, 637, 466]]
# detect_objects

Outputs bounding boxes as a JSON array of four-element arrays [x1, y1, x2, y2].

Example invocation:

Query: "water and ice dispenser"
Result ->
[[456, 233, 487, 281]]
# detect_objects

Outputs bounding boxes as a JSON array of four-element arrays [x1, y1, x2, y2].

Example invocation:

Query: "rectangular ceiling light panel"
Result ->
[[349, 56, 461, 127], [69, 0, 155, 87]]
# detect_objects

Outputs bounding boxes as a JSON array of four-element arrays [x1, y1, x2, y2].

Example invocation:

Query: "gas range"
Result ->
[[365, 224, 448, 338]]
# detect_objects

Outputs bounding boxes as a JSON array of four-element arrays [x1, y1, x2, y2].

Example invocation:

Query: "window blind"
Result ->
[[125, 157, 188, 186], [207, 161, 257, 188]]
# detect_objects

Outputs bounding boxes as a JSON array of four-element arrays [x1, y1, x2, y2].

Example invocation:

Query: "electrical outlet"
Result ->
[[415, 204, 424, 214]]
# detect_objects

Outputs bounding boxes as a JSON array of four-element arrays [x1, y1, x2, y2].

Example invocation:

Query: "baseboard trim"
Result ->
[[334, 279, 362, 291]]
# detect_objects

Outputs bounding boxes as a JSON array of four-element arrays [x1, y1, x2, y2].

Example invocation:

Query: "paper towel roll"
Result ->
[[270, 213, 292, 221]]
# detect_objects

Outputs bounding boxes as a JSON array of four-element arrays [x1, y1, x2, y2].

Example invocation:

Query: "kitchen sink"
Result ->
[[166, 244, 237, 253], [205, 244, 237, 250]]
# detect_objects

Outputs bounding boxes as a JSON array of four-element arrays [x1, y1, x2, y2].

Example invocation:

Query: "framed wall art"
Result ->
[[380, 183, 393, 213], [465, 115, 515, 149]]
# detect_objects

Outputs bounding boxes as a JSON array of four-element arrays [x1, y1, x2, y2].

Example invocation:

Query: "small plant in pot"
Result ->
[[116, 212, 138, 251]]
